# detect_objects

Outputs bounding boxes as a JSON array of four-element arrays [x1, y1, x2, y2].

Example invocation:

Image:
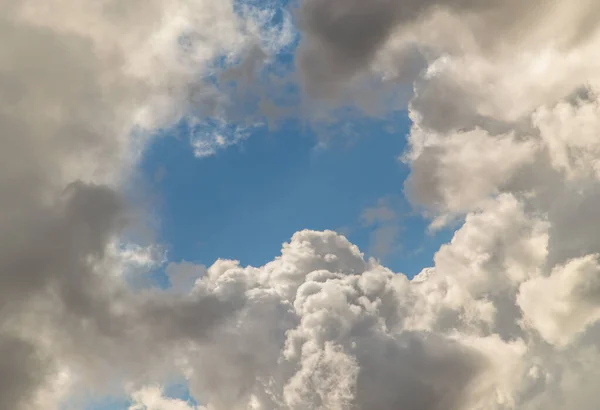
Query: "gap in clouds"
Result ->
[[79, 382, 198, 410], [138, 112, 454, 282], [126, 0, 451, 285]]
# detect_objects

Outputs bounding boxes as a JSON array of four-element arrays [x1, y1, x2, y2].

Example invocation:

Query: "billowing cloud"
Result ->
[[115, 222, 597, 410], [0, 0, 288, 408], [296, 0, 600, 106], [405, 127, 540, 214], [6, 0, 600, 409], [157, 230, 497, 409]]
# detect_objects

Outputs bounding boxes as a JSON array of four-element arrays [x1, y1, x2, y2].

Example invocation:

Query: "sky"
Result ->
[[5, 0, 600, 410], [139, 113, 452, 278], [130, 0, 452, 282]]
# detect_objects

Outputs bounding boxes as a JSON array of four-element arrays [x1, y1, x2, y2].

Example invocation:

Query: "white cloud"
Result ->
[[190, 121, 259, 158], [129, 386, 204, 410], [519, 254, 600, 347], [534, 90, 600, 180], [405, 127, 539, 214]]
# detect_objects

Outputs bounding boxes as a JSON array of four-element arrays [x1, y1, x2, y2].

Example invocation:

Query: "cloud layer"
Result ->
[[4, 0, 600, 409]]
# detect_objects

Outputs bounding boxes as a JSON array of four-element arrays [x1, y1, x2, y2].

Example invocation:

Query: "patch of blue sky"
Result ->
[[76, 382, 198, 410], [140, 110, 453, 278], [126, 0, 453, 289]]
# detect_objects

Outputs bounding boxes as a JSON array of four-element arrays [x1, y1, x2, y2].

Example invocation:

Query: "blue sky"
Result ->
[[80, 384, 196, 410], [139, 111, 452, 278], [127, 0, 456, 287]]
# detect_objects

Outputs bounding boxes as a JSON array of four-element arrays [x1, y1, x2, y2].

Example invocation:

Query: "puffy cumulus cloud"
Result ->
[[412, 10, 600, 214], [155, 230, 498, 410], [9, 200, 600, 410], [403, 87, 600, 222], [533, 90, 600, 180], [108, 225, 599, 410], [404, 126, 540, 214], [8, 194, 593, 409], [157, 216, 600, 410]]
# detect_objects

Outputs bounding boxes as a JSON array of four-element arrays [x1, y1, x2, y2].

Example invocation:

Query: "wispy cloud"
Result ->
[[361, 197, 401, 260]]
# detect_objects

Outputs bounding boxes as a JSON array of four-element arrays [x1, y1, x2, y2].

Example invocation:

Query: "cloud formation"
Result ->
[[5, 0, 600, 409], [0, 0, 287, 408]]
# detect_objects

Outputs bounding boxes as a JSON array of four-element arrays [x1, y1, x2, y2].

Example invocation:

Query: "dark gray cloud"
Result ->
[[354, 332, 488, 410], [294, 0, 600, 113], [0, 1, 262, 406], [0, 336, 51, 410]]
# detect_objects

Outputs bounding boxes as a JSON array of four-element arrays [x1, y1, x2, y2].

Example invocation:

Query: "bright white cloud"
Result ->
[[519, 254, 600, 347], [129, 386, 204, 410]]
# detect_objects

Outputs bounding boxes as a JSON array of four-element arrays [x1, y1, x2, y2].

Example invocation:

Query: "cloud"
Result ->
[[7, 0, 600, 410], [518, 254, 600, 347], [404, 126, 539, 214], [129, 386, 204, 410], [0, 0, 284, 408], [166, 262, 208, 293], [0, 336, 51, 410], [159, 230, 498, 410], [361, 198, 401, 260], [102, 225, 560, 410], [189, 120, 260, 158], [295, 0, 600, 105]]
